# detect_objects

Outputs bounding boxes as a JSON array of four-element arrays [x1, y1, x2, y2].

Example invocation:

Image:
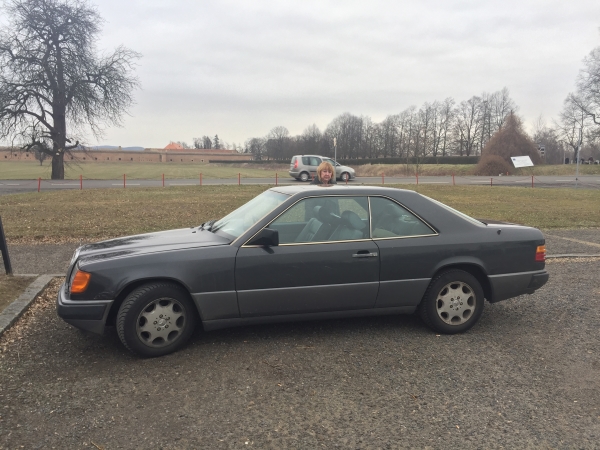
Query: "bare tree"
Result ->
[[244, 137, 266, 160], [557, 95, 588, 163], [574, 42, 600, 126], [0, 0, 140, 179], [266, 126, 290, 160], [453, 96, 483, 156]]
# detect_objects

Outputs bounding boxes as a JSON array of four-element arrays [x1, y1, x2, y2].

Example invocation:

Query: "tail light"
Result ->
[[535, 245, 546, 262], [293, 159, 298, 169], [71, 270, 91, 293]]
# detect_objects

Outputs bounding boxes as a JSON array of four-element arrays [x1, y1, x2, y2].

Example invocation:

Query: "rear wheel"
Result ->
[[117, 283, 198, 357], [418, 270, 484, 334], [299, 172, 310, 182], [340, 172, 350, 182]]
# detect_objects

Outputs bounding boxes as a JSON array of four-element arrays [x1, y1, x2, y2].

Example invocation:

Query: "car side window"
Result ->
[[269, 196, 369, 244], [370, 197, 435, 239]]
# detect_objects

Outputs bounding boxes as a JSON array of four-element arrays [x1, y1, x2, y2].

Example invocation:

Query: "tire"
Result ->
[[117, 282, 198, 357], [418, 269, 484, 334], [340, 172, 350, 182], [299, 172, 310, 182]]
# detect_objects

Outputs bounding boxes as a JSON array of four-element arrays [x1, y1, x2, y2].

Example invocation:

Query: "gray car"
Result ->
[[289, 155, 356, 182], [57, 185, 548, 357]]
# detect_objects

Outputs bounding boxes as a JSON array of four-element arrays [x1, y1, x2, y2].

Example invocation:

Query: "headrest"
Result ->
[[341, 210, 366, 230]]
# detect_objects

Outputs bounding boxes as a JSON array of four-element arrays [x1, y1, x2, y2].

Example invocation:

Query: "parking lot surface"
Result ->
[[1, 255, 599, 449]]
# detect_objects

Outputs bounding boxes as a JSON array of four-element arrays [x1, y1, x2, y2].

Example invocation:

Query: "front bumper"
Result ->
[[488, 270, 549, 303], [56, 282, 113, 335]]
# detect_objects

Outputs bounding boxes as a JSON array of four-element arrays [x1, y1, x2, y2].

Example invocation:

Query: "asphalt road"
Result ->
[[0, 230, 599, 449], [1, 174, 599, 194]]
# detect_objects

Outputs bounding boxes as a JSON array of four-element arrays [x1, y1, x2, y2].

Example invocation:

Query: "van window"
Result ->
[[302, 156, 321, 166]]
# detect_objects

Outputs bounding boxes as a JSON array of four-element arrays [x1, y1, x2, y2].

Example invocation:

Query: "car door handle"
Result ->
[[352, 252, 378, 258]]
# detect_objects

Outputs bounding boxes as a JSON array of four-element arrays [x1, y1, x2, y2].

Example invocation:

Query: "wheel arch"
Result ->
[[429, 263, 492, 302], [106, 277, 202, 326]]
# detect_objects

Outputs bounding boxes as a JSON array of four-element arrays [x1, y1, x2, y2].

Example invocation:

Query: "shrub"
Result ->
[[474, 154, 513, 176]]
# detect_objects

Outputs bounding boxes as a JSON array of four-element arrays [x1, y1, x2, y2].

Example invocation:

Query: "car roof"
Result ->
[[269, 184, 418, 197]]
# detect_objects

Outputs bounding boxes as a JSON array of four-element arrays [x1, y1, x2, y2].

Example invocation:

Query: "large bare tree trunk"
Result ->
[[51, 151, 64, 179]]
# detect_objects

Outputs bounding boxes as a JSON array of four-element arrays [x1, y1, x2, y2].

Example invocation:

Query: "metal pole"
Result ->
[[575, 145, 580, 188], [0, 216, 13, 275], [334, 137, 337, 164]]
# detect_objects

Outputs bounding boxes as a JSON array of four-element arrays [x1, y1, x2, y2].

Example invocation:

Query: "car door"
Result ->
[[369, 196, 439, 308], [235, 195, 379, 317]]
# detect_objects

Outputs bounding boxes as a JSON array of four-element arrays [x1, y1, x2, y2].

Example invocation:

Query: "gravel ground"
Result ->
[[0, 256, 599, 449]]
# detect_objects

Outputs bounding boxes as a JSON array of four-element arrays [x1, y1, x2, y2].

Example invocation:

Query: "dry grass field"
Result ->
[[0, 185, 598, 245]]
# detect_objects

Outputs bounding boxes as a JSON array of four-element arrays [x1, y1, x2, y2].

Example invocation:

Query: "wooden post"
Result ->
[[37, 177, 41, 192], [80, 174, 82, 190]]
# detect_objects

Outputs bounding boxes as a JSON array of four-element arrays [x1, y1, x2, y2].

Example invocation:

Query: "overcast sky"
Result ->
[[9, 0, 600, 148]]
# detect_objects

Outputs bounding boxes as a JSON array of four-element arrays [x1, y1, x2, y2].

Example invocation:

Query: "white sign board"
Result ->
[[510, 156, 534, 168]]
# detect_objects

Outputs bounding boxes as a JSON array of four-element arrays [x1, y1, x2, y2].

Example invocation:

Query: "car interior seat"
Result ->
[[329, 210, 366, 241], [295, 205, 334, 242]]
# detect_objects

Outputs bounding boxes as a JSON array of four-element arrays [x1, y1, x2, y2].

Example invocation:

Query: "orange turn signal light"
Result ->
[[535, 245, 546, 262], [71, 270, 91, 293]]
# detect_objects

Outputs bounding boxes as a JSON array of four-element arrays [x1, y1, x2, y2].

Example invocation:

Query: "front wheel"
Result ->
[[117, 283, 198, 357], [418, 270, 484, 334], [340, 172, 350, 182]]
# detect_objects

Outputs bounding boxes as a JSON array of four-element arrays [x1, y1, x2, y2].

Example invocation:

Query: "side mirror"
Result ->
[[247, 228, 279, 247]]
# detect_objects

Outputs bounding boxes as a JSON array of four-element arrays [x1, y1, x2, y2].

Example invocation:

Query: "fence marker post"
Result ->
[[490, 177, 493, 187], [416, 172, 419, 185], [200, 173, 202, 186], [123, 174, 126, 189], [80, 174, 82, 190], [238, 173, 241, 186], [382, 173, 385, 184], [531, 175, 534, 188], [38, 177, 41, 192], [452, 173, 455, 186], [162, 173, 165, 187], [275, 173, 278, 186]]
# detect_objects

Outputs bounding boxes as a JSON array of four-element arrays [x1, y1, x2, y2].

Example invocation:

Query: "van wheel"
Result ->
[[299, 172, 310, 182], [341, 172, 350, 182]]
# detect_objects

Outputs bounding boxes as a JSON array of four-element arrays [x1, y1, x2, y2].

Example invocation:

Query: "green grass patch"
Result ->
[[0, 275, 36, 314], [2, 160, 599, 180], [0, 185, 598, 244]]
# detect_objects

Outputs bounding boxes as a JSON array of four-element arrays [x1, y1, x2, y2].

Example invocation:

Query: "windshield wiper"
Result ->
[[200, 219, 216, 231]]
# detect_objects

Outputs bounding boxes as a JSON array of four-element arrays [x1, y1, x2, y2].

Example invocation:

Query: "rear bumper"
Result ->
[[56, 283, 113, 335], [488, 270, 549, 303]]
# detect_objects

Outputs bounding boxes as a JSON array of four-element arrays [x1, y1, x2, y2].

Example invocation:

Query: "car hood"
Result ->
[[76, 227, 230, 263]]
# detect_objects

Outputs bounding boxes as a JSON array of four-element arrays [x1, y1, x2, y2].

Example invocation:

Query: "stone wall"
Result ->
[[0, 148, 252, 163]]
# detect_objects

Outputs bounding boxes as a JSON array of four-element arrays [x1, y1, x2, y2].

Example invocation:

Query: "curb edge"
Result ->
[[0, 274, 56, 338]]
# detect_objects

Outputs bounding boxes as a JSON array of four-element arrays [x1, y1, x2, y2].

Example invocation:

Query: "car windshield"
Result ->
[[211, 190, 290, 239]]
